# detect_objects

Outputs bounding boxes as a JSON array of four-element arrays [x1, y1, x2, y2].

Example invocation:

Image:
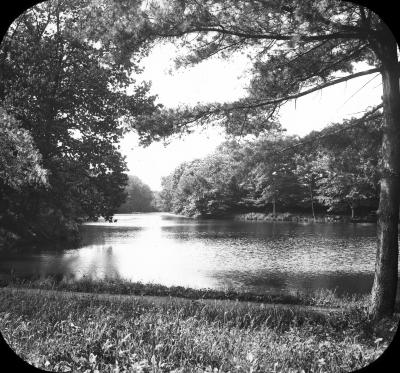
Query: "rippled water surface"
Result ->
[[1, 213, 398, 295]]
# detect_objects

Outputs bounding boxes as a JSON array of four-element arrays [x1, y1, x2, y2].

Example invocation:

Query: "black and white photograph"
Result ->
[[0, 0, 399, 372]]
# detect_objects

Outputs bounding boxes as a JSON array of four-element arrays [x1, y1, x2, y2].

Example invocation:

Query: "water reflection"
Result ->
[[0, 213, 398, 295], [212, 269, 375, 296]]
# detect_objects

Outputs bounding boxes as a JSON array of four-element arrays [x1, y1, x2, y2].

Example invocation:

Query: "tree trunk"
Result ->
[[370, 31, 400, 319], [272, 198, 276, 216], [350, 205, 355, 220], [309, 183, 315, 221]]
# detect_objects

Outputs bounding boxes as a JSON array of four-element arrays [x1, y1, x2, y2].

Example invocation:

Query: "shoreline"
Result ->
[[233, 212, 377, 223], [112, 211, 377, 223], [0, 275, 376, 310], [0, 287, 344, 315], [0, 212, 378, 252]]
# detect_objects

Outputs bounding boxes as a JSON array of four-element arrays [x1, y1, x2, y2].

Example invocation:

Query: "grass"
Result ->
[[0, 287, 398, 373], [0, 275, 374, 309], [0, 277, 399, 372]]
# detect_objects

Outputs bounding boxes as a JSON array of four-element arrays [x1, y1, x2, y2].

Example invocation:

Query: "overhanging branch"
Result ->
[[277, 104, 383, 154], [149, 67, 383, 136], [227, 67, 381, 111], [156, 27, 367, 42]]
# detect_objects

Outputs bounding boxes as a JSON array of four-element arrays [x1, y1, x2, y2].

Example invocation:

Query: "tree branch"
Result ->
[[277, 104, 383, 154], [228, 67, 381, 110], [156, 27, 367, 43], [154, 68, 383, 137]]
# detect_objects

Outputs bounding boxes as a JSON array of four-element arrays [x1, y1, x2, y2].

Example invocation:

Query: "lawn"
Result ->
[[0, 280, 398, 372]]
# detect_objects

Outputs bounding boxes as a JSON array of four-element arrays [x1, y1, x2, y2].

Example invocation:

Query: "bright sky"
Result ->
[[120, 43, 382, 191]]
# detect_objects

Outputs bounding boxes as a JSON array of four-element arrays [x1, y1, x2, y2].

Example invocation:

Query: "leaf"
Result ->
[[88, 353, 97, 364]]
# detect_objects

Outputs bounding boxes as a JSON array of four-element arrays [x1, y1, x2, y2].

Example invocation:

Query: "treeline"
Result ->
[[159, 115, 382, 219], [117, 175, 158, 213]]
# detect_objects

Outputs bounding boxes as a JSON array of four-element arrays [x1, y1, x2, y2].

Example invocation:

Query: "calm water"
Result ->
[[1, 213, 398, 296]]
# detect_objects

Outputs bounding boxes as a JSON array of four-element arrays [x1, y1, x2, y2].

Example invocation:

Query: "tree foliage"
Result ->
[[160, 115, 381, 219], [82, 0, 390, 145], [118, 175, 156, 213], [0, 0, 158, 243], [160, 149, 245, 217], [0, 107, 47, 190]]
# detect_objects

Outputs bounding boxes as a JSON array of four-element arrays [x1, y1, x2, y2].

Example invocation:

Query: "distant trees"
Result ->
[[118, 175, 156, 213], [160, 153, 244, 217], [160, 116, 382, 219], [293, 153, 328, 220], [241, 137, 304, 214], [306, 116, 382, 217]]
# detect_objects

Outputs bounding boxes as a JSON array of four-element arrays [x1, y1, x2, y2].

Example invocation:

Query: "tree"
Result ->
[[0, 107, 47, 190], [314, 143, 379, 219], [295, 115, 381, 218], [175, 159, 212, 216], [245, 137, 304, 214], [316, 167, 376, 218], [0, 0, 158, 243], [159, 150, 245, 217], [159, 162, 190, 213], [118, 175, 156, 213], [293, 153, 327, 220], [0, 107, 48, 245]]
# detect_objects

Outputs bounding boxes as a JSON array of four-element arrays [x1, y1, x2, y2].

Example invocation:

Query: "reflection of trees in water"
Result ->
[[17, 253, 82, 280], [157, 221, 380, 283], [211, 269, 382, 296], [80, 246, 121, 280], [80, 226, 143, 246], [161, 220, 373, 241], [79, 226, 106, 246], [0, 243, 122, 280], [34, 245, 122, 280], [285, 272, 376, 296], [211, 270, 289, 294], [161, 221, 289, 242]]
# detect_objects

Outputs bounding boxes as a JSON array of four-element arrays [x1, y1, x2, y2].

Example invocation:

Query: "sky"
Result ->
[[120, 43, 383, 191]]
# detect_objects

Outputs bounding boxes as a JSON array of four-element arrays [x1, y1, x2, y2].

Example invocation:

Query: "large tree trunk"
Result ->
[[370, 31, 400, 319]]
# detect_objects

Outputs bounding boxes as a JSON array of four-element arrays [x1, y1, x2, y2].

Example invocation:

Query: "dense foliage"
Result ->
[[160, 114, 382, 219], [0, 0, 158, 246], [0, 108, 49, 245], [117, 175, 156, 213], [0, 108, 47, 190]]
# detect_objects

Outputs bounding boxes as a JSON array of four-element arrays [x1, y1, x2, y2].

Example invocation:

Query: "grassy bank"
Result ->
[[1, 276, 399, 372], [0, 286, 398, 373], [0, 275, 375, 310]]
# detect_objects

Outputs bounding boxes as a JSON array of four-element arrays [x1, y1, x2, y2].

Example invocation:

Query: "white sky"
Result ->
[[120, 43, 382, 191]]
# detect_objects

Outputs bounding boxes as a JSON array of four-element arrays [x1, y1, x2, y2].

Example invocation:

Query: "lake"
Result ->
[[1, 213, 398, 296]]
